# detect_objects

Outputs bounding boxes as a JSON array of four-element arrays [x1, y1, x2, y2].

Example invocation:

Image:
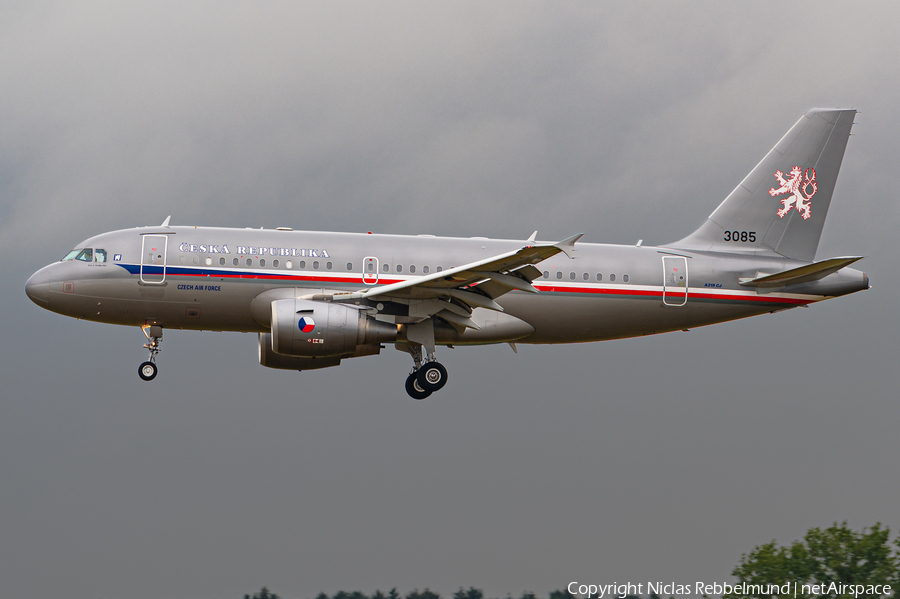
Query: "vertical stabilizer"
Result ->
[[668, 108, 856, 261]]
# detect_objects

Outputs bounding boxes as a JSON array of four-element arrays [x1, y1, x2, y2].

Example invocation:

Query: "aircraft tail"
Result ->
[[668, 108, 856, 262]]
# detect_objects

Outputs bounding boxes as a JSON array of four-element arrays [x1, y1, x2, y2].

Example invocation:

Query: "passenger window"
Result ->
[[543, 271, 549, 278], [260, 259, 266, 267], [556, 271, 562, 280], [313, 261, 319, 269], [623, 274, 630, 282], [95, 249, 107, 263], [205, 257, 212, 266], [423, 266, 429, 274], [382, 264, 389, 272], [410, 265, 416, 273], [273, 259, 279, 268], [583, 272, 589, 281], [246, 258, 252, 266], [396, 265, 403, 273], [286, 260, 293, 269], [233, 258, 239, 266], [610, 274, 616, 282], [436, 266, 442, 272], [62, 249, 81, 261], [299, 261, 306, 268], [569, 272, 575, 280], [347, 263, 353, 271], [76, 248, 93, 262], [326, 262, 332, 270], [597, 273, 602, 281]]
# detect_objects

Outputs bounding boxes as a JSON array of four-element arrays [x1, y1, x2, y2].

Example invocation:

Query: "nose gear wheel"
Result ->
[[139, 361, 158, 381], [139, 325, 163, 382]]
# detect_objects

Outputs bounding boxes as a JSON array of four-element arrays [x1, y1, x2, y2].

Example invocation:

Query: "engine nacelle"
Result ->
[[258, 333, 384, 370], [269, 298, 397, 358], [258, 333, 343, 370]]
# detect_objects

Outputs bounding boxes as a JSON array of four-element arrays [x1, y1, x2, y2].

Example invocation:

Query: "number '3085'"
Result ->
[[723, 231, 756, 242]]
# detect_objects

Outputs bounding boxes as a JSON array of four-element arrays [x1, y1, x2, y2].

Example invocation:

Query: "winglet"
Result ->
[[161, 216, 172, 227], [555, 233, 584, 258], [527, 231, 538, 242]]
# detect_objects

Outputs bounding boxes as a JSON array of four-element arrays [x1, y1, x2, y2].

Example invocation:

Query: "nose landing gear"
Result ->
[[138, 325, 163, 382]]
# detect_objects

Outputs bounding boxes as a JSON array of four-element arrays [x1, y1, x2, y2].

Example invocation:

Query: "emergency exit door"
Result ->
[[362, 256, 379, 285]]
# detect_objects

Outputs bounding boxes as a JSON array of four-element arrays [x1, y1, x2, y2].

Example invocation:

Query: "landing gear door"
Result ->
[[662, 255, 688, 306], [141, 235, 168, 284], [363, 256, 378, 285]]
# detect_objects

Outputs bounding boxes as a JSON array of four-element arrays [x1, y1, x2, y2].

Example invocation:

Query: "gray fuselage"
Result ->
[[25, 225, 869, 345]]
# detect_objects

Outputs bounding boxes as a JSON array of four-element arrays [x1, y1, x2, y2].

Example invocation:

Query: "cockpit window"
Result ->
[[62, 249, 81, 261], [75, 248, 93, 262], [94, 249, 107, 263]]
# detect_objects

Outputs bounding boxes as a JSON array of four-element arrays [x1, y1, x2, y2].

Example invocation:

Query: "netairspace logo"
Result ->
[[567, 581, 893, 598]]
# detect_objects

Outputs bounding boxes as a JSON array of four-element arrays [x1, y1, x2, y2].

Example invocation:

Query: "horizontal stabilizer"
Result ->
[[739, 256, 863, 288]]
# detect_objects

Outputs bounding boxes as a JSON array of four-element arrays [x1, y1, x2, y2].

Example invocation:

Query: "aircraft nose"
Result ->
[[25, 268, 51, 306]]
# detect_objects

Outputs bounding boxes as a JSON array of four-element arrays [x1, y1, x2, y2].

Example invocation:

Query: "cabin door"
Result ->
[[662, 256, 688, 306], [141, 235, 168, 284]]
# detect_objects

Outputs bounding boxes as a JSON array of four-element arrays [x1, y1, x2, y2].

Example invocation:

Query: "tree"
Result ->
[[406, 589, 442, 599], [548, 589, 576, 599], [244, 587, 280, 599], [726, 522, 899, 599], [454, 588, 483, 599]]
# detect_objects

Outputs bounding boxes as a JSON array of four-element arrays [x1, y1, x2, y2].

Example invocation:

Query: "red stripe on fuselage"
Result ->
[[164, 267, 816, 307]]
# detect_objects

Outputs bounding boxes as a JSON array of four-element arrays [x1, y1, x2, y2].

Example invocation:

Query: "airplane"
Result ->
[[25, 108, 869, 399]]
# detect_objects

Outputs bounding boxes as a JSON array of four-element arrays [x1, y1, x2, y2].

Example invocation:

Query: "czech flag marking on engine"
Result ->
[[298, 317, 316, 333]]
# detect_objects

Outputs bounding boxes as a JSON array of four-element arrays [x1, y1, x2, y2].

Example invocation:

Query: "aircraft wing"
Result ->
[[339, 233, 583, 329]]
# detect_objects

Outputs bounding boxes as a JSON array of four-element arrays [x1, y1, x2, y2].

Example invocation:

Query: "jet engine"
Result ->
[[268, 298, 397, 358], [258, 333, 383, 371]]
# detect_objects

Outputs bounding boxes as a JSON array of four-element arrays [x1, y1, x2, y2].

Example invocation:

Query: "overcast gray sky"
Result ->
[[2, 2, 899, 598]]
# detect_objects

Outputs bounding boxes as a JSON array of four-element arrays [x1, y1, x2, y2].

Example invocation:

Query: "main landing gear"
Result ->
[[138, 325, 163, 382], [403, 344, 448, 400]]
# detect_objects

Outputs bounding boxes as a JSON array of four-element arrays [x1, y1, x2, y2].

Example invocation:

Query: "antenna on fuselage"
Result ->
[[161, 216, 172, 227]]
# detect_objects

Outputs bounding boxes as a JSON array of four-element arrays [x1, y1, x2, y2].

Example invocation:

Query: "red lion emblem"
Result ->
[[769, 166, 817, 220]]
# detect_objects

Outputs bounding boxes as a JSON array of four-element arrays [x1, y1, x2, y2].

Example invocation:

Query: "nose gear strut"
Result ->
[[138, 325, 163, 381]]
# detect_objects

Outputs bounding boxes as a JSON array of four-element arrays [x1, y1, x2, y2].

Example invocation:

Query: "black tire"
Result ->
[[138, 361, 158, 381], [416, 361, 448, 392], [405, 371, 431, 400]]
